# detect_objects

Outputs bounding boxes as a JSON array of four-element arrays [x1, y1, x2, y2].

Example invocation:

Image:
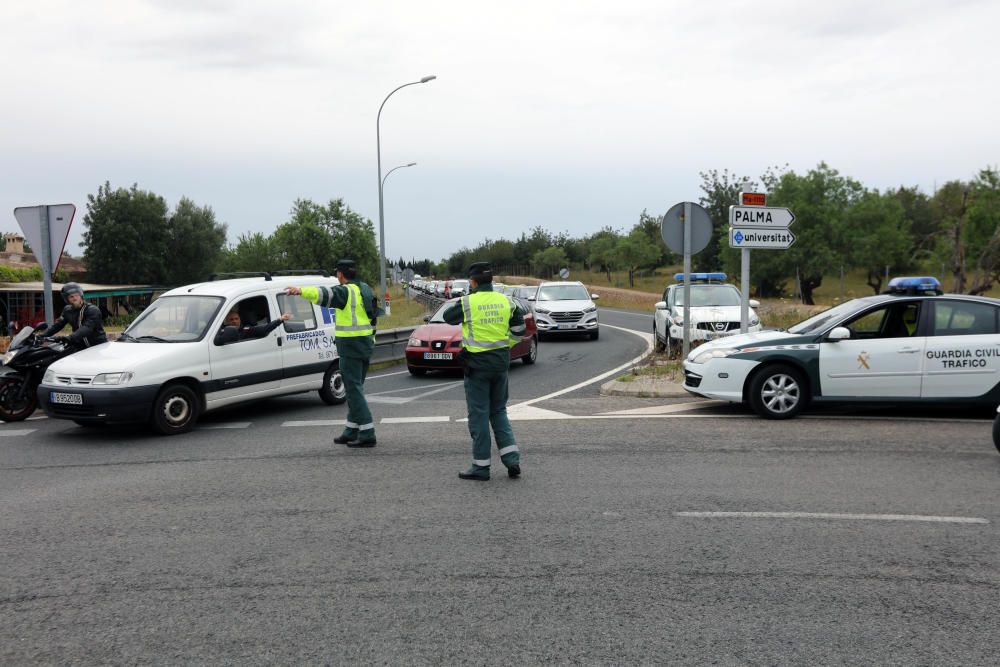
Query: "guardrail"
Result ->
[[372, 325, 417, 364]]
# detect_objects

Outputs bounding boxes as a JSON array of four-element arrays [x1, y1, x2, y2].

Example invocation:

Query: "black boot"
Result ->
[[458, 466, 490, 481]]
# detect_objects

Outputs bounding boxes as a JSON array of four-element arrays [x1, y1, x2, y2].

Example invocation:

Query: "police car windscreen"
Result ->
[[537, 285, 589, 301], [787, 301, 861, 334], [675, 286, 741, 307]]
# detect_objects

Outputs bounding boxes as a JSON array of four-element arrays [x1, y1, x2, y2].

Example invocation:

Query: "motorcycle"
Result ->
[[0, 326, 74, 422]]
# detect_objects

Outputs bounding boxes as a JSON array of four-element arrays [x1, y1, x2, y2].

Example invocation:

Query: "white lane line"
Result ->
[[367, 369, 414, 379], [200, 422, 252, 430], [283, 419, 347, 427], [675, 511, 989, 525], [26, 415, 48, 421], [0, 429, 36, 437], [369, 381, 463, 404], [510, 323, 653, 408], [599, 401, 726, 416], [367, 381, 462, 397], [381, 416, 451, 424]]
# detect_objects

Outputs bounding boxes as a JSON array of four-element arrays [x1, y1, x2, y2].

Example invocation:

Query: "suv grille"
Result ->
[[551, 311, 584, 323], [695, 321, 739, 332]]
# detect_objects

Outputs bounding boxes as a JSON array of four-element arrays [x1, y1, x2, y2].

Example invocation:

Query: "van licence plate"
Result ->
[[424, 352, 453, 360], [50, 392, 83, 405]]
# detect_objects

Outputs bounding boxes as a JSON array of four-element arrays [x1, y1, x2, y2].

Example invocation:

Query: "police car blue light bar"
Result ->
[[887, 276, 942, 294], [674, 272, 727, 282]]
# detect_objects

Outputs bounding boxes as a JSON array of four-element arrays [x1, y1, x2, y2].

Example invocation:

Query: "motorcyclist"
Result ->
[[39, 283, 108, 348]]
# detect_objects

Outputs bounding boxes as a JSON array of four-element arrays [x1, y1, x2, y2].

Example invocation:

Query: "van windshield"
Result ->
[[124, 295, 225, 342]]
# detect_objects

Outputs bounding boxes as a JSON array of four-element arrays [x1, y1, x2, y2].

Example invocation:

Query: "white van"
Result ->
[[37, 272, 347, 434]]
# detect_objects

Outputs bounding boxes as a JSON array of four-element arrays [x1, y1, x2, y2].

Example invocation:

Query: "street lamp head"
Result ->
[[420, 75, 437, 83], [406, 162, 417, 167]]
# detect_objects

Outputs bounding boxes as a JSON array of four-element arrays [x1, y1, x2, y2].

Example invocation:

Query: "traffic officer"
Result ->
[[442, 261, 525, 481], [40, 282, 108, 348], [285, 259, 378, 448]]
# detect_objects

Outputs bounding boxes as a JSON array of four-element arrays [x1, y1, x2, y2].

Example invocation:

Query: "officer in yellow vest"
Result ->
[[442, 262, 526, 480], [285, 259, 378, 447]]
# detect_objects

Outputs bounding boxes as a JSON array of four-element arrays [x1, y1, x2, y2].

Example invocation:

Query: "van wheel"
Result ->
[[522, 337, 538, 365], [748, 364, 807, 419], [320, 364, 347, 405], [151, 383, 200, 435]]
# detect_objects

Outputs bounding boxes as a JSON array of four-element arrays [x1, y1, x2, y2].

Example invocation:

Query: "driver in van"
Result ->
[[214, 309, 291, 345]]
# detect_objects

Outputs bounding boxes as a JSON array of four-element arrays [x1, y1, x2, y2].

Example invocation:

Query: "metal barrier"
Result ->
[[372, 326, 418, 364]]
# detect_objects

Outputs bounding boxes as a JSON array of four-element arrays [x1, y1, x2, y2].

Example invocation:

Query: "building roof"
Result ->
[[0, 282, 160, 298], [0, 251, 86, 274]]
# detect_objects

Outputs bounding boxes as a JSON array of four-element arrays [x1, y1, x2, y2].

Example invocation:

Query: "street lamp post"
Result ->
[[377, 75, 436, 312], [382, 162, 417, 189]]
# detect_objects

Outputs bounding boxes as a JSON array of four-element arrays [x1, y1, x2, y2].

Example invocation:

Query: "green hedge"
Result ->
[[0, 266, 70, 282]]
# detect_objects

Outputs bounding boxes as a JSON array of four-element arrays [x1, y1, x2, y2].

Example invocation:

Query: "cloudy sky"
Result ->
[[1, 0, 997, 264]]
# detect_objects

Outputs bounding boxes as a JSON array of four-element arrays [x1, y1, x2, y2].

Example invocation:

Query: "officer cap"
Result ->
[[335, 259, 356, 273], [467, 262, 492, 281]]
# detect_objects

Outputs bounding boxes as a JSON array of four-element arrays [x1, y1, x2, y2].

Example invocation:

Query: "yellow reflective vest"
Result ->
[[460, 291, 514, 353]]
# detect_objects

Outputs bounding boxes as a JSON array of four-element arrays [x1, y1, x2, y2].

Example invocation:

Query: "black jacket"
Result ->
[[41, 303, 108, 347], [214, 318, 284, 345]]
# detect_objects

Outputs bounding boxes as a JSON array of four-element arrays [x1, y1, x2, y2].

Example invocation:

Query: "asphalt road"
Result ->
[[3, 308, 999, 665]]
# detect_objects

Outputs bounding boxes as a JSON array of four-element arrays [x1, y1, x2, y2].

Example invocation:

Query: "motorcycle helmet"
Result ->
[[60, 282, 84, 300]]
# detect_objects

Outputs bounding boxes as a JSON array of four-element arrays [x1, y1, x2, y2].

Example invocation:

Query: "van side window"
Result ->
[[214, 295, 273, 345], [277, 293, 318, 333]]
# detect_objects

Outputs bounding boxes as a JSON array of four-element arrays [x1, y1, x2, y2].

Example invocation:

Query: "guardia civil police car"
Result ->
[[653, 273, 762, 353], [683, 277, 1000, 419], [37, 272, 347, 434]]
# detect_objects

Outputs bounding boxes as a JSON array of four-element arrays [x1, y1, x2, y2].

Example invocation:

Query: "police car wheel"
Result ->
[[993, 413, 1000, 453], [151, 383, 200, 435], [319, 365, 348, 405], [749, 364, 807, 419], [522, 337, 538, 365]]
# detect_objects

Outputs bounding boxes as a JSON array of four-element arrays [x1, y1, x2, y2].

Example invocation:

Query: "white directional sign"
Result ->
[[728, 205, 795, 229], [729, 227, 796, 249], [13, 204, 76, 274]]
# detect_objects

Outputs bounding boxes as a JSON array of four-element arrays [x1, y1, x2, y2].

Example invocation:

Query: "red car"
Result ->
[[405, 297, 539, 375]]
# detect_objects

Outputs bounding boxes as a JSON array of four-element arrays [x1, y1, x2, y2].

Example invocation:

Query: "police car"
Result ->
[[683, 277, 1000, 419], [653, 273, 762, 353], [37, 272, 346, 434]]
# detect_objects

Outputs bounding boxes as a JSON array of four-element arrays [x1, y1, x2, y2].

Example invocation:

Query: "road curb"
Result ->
[[599, 377, 690, 398]]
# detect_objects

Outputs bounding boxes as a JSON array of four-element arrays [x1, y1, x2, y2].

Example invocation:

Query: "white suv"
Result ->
[[37, 272, 347, 434], [530, 281, 600, 340], [653, 273, 761, 353]]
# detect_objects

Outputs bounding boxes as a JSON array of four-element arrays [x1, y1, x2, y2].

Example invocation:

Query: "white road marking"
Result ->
[[367, 369, 414, 379], [599, 401, 726, 416], [369, 381, 463, 404], [381, 416, 451, 424], [674, 511, 989, 525], [510, 323, 653, 408], [200, 422, 252, 430], [282, 419, 347, 427], [0, 429, 36, 437], [26, 414, 48, 420], [506, 405, 573, 420], [367, 381, 462, 397]]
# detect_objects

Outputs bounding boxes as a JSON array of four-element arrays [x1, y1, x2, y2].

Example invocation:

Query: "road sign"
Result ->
[[13, 204, 76, 274], [403, 268, 415, 282], [728, 205, 795, 229], [741, 192, 766, 206], [729, 227, 796, 249], [661, 202, 713, 255], [558, 267, 570, 279]]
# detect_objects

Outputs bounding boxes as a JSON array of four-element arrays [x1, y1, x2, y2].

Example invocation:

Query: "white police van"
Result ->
[[683, 277, 1000, 419], [653, 272, 762, 353], [37, 272, 347, 434]]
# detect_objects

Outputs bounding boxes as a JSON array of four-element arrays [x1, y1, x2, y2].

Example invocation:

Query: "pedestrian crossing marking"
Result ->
[[0, 429, 36, 436], [282, 419, 347, 427], [381, 416, 451, 424], [200, 422, 252, 429]]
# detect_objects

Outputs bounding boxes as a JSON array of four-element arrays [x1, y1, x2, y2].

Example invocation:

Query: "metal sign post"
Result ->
[[39, 206, 54, 325], [661, 202, 713, 358]]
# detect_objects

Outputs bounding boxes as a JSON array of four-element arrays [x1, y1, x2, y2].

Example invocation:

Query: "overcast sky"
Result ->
[[1, 0, 997, 265]]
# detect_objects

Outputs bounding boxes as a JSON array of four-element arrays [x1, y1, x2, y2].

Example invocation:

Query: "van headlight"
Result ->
[[92, 372, 134, 386], [691, 349, 738, 364], [43, 368, 55, 384]]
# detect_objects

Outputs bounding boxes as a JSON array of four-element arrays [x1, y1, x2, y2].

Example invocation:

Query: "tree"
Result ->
[[220, 232, 279, 273], [165, 198, 228, 285], [961, 168, 1000, 294], [82, 182, 170, 283], [532, 246, 569, 278], [616, 228, 661, 287], [284, 199, 379, 282], [845, 190, 911, 294], [587, 231, 620, 282]]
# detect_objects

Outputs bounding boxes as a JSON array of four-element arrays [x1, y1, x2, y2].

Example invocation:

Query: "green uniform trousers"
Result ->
[[339, 353, 374, 442], [464, 367, 520, 471]]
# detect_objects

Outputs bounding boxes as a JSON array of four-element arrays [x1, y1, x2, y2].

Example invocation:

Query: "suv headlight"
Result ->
[[43, 368, 55, 384], [691, 349, 738, 364], [750, 314, 760, 326], [92, 372, 134, 386], [671, 315, 684, 326], [583, 305, 597, 313], [408, 337, 422, 347], [535, 308, 551, 315]]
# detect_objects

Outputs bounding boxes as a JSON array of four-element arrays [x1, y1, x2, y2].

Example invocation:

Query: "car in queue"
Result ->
[[530, 281, 599, 339], [37, 272, 348, 435], [682, 277, 1000, 419], [653, 273, 762, 354], [447, 279, 470, 298], [405, 296, 538, 375]]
